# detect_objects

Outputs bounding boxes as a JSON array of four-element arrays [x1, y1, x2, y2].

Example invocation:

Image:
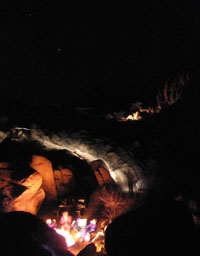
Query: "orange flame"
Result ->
[[55, 228, 75, 247], [46, 217, 106, 254], [120, 105, 161, 121], [109, 73, 188, 122]]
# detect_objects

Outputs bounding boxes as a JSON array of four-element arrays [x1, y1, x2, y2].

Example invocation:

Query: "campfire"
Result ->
[[120, 104, 161, 121], [45, 210, 107, 254], [106, 73, 189, 122], [40, 184, 135, 255], [0, 71, 192, 255], [0, 131, 136, 255]]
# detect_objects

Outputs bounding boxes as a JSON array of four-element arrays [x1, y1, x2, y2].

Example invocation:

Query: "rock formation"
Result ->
[[90, 159, 115, 186], [0, 162, 45, 214], [54, 168, 76, 197], [30, 155, 57, 201]]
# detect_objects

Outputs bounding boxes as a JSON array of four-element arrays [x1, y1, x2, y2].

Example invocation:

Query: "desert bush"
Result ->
[[84, 185, 135, 224]]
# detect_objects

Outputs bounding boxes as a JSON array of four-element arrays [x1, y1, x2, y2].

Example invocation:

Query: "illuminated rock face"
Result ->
[[90, 160, 115, 186], [30, 155, 57, 201], [0, 128, 163, 198], [54, 168, 76, 197], [13, 174, 45, 214], [29, 129, 150, 193], [0, 162, 45, 214]]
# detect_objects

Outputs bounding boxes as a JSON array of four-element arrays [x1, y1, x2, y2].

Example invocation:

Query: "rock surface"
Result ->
[[90, 159, 115, 186], [54, 168, 76, 197], [29, 128, 157, 194], [30, 155, 57, 201], [0, 162, 45, 214]]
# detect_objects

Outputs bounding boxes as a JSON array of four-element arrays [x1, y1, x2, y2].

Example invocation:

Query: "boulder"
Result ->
[[90, 159, 115, 186], [90, 159, 109, 171], [54, 168, 76, 197], [30, 155, 57, 201], [0, 162, 8, 168], [13, 172, 45, 214], [0, 163, 45, 214]]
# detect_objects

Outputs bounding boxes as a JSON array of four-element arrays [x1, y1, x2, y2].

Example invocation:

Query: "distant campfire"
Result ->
[[120, 104, 161, 121], [106, 72, 189, 122]]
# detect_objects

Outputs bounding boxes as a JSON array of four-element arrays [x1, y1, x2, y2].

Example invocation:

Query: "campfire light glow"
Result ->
[[84, 232, 91, 242], [46, 215, 106, 254], [55, 228, 75, 247], [120, 105, 161, 121], [111, 73, 189, 122]]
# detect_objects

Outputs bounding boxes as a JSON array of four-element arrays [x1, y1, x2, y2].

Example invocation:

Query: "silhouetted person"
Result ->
[[0, 211, 99, 256], [105, 198, 198, 256], [0, 211, 74, 256], [127, 169, 134, 195]]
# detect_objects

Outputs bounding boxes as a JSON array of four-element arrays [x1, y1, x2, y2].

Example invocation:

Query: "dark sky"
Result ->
[[0, 1, 200, 107]]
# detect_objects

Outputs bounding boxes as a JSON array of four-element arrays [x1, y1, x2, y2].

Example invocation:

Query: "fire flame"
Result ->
[[121, 111, 142, 121], [55, 228, 75, 247], [84, 232, 91, 242], [46, 215, 106, 254], [120, 105, 161, 121], [108, 73, 189, 122]]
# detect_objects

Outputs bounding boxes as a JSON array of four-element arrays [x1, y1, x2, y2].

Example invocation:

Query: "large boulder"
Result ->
[[90, 159, 115, 186], [54, 168, 76, 197], [0, 162, 45, 214], [30, 155, 57, 201]]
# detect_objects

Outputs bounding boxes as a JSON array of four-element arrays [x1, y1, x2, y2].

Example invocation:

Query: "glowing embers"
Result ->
[[46, 211, 106, 254], [120, 104, 161, 122], [116, 74, 189, 122], [121, 111, 142, 121]]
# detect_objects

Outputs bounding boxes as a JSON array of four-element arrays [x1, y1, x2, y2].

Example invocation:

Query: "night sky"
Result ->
[[0, 1, 200, 107]]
